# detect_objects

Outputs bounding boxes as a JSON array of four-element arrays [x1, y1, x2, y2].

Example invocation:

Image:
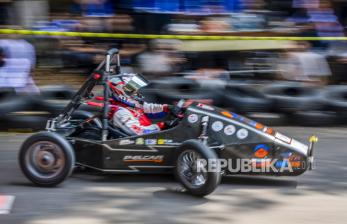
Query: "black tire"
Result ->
[[262, 83, 322, 113], [150, 78, 217, 104], [246, 113, 289, 126], [0, 96, 32, 116], [222, 84, 272, 113], [0, 88, 16, 99], [40, 85, 75, 100], [0, 114, 49, 131], [157, 89, 219, 105], [149, 77, 199, 90], [175, 140, 221, 197], [321, 85, 347, 112], [19, 132, 75, 187], [36, 96, 101, 116], [288, 111, 337, 127]]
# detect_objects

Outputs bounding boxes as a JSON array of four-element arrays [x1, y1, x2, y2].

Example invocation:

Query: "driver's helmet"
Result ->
[[109, 73, 149, 104]]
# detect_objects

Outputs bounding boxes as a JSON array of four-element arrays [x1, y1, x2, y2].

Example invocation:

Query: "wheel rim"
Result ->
[[25, 141, 66, 179], [177, 150, 207, 188]]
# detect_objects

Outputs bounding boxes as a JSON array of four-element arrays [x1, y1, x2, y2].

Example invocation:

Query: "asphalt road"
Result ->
[[1, 127, 347, 224]]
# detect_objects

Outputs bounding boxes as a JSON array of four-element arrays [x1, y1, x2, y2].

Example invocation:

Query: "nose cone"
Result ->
[[274, 132, 309, 156]]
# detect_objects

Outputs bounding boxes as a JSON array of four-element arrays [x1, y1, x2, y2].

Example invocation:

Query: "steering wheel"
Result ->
[[168, 99, 186, 127]]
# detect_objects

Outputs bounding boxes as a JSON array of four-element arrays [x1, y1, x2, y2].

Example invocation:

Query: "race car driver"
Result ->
[[109, 74, 175, 135]]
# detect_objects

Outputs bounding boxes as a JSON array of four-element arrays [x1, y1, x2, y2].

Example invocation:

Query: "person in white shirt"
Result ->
[[0, 39, 39, 93], [0, 46, 38, 93]]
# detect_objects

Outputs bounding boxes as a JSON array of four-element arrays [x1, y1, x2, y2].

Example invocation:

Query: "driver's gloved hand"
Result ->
[[143, 102, 166, 114], [168, 105, 183, 118]]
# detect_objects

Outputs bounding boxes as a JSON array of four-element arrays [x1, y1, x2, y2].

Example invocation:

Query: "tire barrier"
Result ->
[[0, 114, 49, 131], [261, 83, 322, 113], [222, 84, 272, 113], [288, 111, 338, 127], [150, 78, 222, 105], [0, 95, 54, 131], [4, 83, 347, 129], [321, 85, 347, 112], [246, 113, 289, 126], [39, 85, 76, 100]]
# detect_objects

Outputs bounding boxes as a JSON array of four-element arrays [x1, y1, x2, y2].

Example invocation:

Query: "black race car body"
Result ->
[[73, 102, 312, 176], [19, 49, 316, 196]]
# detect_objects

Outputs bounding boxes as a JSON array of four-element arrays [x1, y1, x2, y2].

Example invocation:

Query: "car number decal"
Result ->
[[224, 125, 236, 136], [188, 114, 199, 123], [237, 128, 249, 139], [212, 121, 224, 132]]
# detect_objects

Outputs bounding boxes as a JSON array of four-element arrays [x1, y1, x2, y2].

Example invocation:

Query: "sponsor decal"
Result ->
[[224, 125, 236, 136], [221, 111, 233, 118], [236, 128, 249, 140], [197, 103, 214, 111], [280, 152, 292, 158], [123, 155, 164, 163], [135, 138, 144, 145], [275, 132, 292, 144], [211, 121, 224, 132], [158, 139, 174, 145], [249, 121, 264, 130], [263, 127, 274, 135], [188, 114, 199, 124], [145, 139, 157, 145], [119, 139, 135, 145], [164, 139, 174, 144], [253, 144, 269, 158], [157, 139, 165, 145]]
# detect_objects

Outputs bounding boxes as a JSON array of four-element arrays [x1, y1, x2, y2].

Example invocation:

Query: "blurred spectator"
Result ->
[[137, 39, 185, 78], [0, 37, 36, 67], [58, 37, 107, 71], [277, 41, 331, 84], [0, 39, 39, 93], [290, 0, 345, 50], [0, 48, 38, 93]]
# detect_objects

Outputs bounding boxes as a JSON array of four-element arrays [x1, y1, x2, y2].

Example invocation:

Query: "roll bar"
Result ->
[[95, 48, 121, 74], [47, 48, 122, 141], [102, 48, 120, 140]]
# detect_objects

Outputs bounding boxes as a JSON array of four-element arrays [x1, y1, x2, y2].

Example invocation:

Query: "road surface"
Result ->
[[1, 127, 347, 224]]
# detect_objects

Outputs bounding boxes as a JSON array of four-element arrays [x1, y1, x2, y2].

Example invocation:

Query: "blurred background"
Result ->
[[1, 1, 347, 223], [1, 0, 347, 130]]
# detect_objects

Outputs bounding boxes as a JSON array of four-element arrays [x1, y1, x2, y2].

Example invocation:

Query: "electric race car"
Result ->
[[19, 49, 318, 196]]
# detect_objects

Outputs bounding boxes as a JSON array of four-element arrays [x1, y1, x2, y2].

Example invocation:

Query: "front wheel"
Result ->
[[19, 132, 75, 187], [175, 140, 221, 197]]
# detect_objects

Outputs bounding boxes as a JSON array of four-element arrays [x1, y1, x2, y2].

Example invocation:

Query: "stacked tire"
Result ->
[[260, 83, 340, 126], [143, 77, 222, 106], [0, 86, 75, 132]]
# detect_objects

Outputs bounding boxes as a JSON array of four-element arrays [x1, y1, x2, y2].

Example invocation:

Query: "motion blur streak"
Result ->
[[1, 0, 347, 223]]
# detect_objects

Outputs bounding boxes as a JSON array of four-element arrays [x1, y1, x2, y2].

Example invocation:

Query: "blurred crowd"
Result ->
[[1, 0, 347, 130], [0, 0, 347, 91]]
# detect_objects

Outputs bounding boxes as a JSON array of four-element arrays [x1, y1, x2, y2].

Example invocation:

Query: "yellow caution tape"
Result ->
[[1, 29, 347, 41]]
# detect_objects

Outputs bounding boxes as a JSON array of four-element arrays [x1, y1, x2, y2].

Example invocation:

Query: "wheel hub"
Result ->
[[37, 151, 55, 168], [178, 150, 207, 188], [25, 141, 65, 179]]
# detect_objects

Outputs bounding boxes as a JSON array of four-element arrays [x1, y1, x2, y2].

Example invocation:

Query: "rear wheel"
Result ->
[[19, 132, 75, 187], [175, 140, 221, 197]]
